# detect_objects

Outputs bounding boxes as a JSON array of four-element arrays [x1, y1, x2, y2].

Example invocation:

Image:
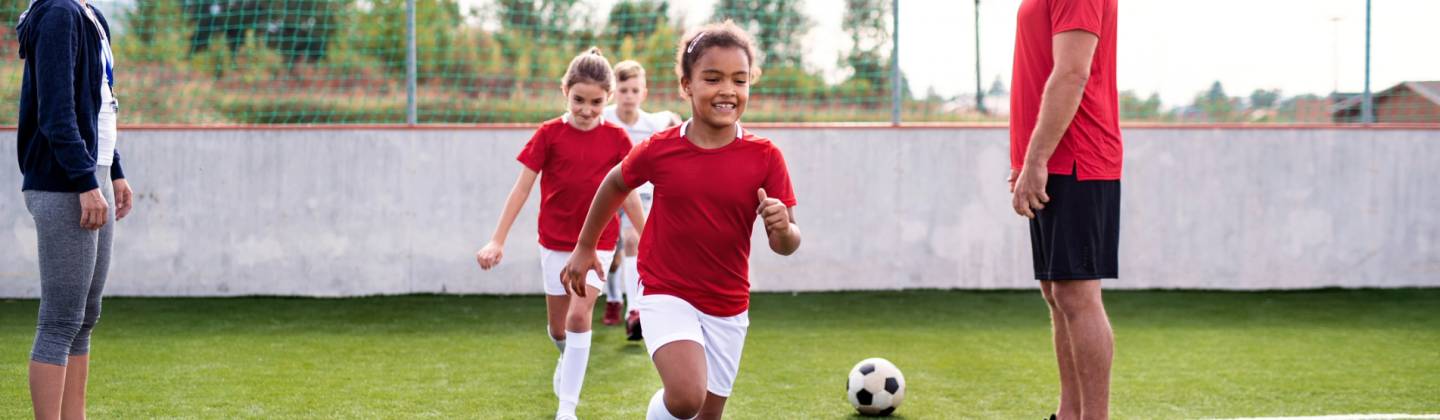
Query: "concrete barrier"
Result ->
[[2, 126, 1437, 297]]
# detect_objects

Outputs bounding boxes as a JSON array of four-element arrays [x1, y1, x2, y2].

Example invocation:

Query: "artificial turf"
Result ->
[[2, 289, 1437, 419]]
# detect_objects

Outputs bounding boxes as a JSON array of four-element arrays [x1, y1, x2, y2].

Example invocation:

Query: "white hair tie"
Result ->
[[686, 32, 707, 54]]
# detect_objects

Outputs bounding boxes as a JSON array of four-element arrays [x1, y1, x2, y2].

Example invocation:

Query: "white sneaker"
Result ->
[[555, 414, 578, 420], [553, 357, 563, 396]]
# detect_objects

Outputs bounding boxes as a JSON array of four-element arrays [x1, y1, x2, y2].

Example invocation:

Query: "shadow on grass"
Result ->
[[844, 414, 910, 419]]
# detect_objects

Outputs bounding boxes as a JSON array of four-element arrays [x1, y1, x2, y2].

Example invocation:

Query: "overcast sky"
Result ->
[[460, 0, 1439, 107]]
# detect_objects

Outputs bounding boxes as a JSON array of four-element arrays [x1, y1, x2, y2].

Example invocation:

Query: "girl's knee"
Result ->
[[665, 387, 707, 418], [565, 306, 594, 330]]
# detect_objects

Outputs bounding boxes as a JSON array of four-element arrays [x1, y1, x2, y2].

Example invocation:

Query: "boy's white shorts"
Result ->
[[638, 293, 750, 397]]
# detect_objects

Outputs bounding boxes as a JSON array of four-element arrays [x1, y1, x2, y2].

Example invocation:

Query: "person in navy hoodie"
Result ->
[[16, 0, 135, 418]]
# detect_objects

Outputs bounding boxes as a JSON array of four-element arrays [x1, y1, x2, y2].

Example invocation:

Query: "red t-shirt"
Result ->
[[621, 122, 797, 317], [1010, 0, 1123, 180], [516, 117, 630, 251]]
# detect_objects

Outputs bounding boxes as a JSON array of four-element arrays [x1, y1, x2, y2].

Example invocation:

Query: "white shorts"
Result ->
[[618, 185, 654, 232], [638, 293, 750, 397], [539, 246, 615, 296]]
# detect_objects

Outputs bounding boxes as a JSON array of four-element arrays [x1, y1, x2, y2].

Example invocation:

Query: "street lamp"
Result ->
[[975, 0, 986, 114]]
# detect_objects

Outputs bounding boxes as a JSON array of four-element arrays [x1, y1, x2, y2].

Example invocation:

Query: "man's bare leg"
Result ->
[[1051, 280, 1113, 420]]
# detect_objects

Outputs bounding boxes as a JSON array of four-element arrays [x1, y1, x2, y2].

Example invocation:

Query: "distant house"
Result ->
[[1288, 97, 1334, 122], [1332, 81, 1440, 123]]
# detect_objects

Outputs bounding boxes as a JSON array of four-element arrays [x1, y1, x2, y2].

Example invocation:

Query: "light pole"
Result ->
[[975, 0, 986, 114], [405, 0, 417, 125], [891, 0, 901, 125], [1330, 16, 1340, 95], [1361, 0, 1373, 123]]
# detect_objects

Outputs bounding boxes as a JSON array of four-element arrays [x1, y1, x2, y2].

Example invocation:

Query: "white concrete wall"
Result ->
[[2, 127, 1437, 297]]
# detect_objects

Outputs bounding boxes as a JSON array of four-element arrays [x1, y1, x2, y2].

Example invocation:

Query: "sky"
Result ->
[[459, 0, 1440, 107]]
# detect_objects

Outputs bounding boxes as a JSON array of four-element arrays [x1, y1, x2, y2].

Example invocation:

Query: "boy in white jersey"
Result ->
[[601, 60, 681, 339]]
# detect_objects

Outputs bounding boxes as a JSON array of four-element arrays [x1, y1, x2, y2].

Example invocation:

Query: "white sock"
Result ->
[[623, 258, 640, 313], [556, 330, 592, 415], [606, 260, 624, 303], [646, 388, 694, 420]]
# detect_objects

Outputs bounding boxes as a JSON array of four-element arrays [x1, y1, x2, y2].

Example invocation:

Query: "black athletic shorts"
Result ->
[[1028, 173, 1120, 281]]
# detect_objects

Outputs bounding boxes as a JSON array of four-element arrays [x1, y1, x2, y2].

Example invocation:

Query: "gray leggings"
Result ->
[[24, 166, 114, 366]]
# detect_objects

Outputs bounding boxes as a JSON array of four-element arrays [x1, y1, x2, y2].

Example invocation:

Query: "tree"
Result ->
[[1249, 88, 1282, 109], [2, 0, 36, 40], [1120, 90, 1162, 120], [1193, 81, 1236, 121], [711, 0, 811, 67], [497, 0, 583, 40], [354, 0, 461, 78], [838, 0, 888, 98], [263, 1, 345, 64], [184, 0, 258, 58], [1206, 81, 1227, 103], [120, 0, 191, 66], [605, 0, 669, 50], [180, 1, 341, 64], [987, 75, 1007, 96], [1144, 93, 1162, 116]]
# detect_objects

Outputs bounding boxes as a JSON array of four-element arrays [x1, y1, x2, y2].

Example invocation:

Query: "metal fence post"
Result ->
[[406, 0, 418, 125], [975, 0, 985, 114], [891, 0, 901, 126], [1361, 0, 1373, 124]]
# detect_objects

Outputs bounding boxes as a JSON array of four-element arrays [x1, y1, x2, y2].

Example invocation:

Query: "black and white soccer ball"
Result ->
[[846, 357, 906, 416]]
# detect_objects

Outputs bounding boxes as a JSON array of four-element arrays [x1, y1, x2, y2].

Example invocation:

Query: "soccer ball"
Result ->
[[846, 357, 906, 416]]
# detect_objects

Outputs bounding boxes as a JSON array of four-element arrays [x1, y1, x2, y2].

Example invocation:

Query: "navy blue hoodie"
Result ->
[[15, 0, 124, 193]]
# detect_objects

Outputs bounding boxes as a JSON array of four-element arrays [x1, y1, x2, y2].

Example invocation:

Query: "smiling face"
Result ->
[[615, 77, 647, 112], [563, 81, 609, 130], [682, 46, 751, 131]]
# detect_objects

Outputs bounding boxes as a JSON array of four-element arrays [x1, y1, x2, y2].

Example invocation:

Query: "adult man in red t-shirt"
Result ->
[[1008, 0, 1121, 419]]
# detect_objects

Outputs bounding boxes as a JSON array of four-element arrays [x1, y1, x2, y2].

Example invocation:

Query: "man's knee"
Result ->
[[1050, 281, 1103, 315], [1040, 283, 1060, 308]]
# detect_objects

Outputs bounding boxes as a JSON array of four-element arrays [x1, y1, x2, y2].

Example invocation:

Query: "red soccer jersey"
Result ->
[[621, 122, 797, 317], [1010, 0, 1123, 180], [516, 117, 630, 251]]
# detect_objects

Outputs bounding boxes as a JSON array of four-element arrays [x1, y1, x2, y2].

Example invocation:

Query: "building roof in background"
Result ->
[[1333, 81, 1440, 113]]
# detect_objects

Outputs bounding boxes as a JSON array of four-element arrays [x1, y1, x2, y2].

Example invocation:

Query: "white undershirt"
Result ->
[[80, 2, 117, 166], [604, 106, 676, 198], [604, 105, 675, 146]]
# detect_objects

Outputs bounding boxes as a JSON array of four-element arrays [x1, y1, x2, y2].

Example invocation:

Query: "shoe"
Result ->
[[556, 414, 578, 420], [603, 301, 622, 326], [625, 310, 643, 341]]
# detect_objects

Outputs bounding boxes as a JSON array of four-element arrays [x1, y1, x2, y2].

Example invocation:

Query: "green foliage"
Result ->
[[840, 0, 888, 95], [711, 0, 811, 67], [0, 0, 930, 124], [496, 0, 583, 39], [1121, 90, 1163, 120], [604, 0, 669, 50], [1250, 88, 1282, 109], [1192, 80, 1239, 122], [0, 0, 27, 35], [357, 0, 462, 77]]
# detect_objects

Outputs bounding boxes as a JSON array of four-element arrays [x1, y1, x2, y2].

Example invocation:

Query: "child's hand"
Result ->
[[756, 188, 790, 236], [562, 248, 606, 297], [475, 241, 504, 270], [1008, 168, 1019, 193]]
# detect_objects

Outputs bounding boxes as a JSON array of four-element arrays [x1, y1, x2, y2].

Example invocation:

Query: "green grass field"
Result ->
[[2, 289, 1438, 419]]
